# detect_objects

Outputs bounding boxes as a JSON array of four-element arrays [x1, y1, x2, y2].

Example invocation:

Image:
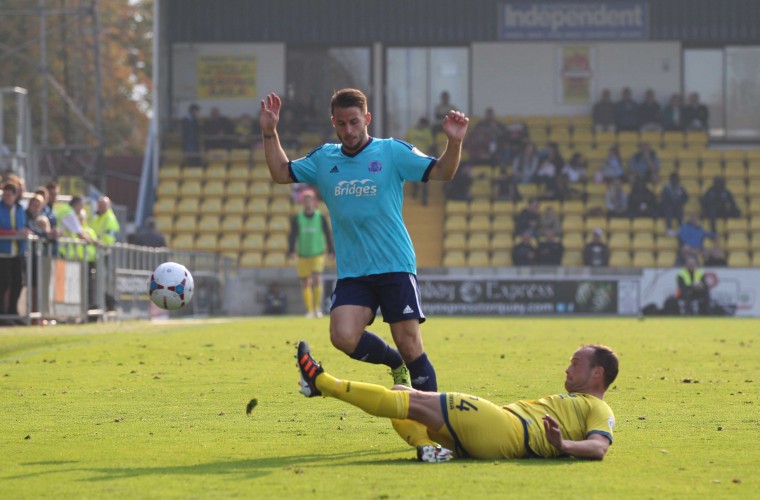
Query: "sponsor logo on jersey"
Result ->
[[368, 160, 382, 173], [334, 179, 377, 197]]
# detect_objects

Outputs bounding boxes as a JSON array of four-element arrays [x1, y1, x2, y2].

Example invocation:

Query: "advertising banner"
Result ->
[[558, 45, 594, 105], [640, 268, 760, 317], [499, 2, 649, 40], [197, 54, 257, 99]]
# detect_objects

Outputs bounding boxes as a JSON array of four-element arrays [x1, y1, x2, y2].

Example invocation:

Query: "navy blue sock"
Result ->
[[408, 352, 437, 391], [349, 331, 404, 369]]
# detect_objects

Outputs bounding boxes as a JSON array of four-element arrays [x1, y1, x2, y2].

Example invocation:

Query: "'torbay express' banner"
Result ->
[[499, 2, 649, 40], [419, 278, 618, 315]]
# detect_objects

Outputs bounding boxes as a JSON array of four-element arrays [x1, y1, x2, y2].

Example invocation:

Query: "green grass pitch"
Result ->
[[1, 317, 757, 498]]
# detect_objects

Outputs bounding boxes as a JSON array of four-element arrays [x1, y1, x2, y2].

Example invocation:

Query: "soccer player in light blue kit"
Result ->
[[260, 88, 469, 391]]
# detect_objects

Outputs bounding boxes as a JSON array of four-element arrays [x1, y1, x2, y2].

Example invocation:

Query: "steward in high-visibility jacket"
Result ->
[[89, 196, 120, 246], [58, 196, 95, 259], [676, 255, 710, 315]]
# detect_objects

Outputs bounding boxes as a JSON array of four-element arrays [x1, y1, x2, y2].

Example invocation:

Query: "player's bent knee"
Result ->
[[329, 329, 361, 354]]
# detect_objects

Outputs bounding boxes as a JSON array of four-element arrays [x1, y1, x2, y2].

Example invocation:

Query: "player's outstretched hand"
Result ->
[[260, 93, 282, 133], [442, 110, 469, 141], [542, 414, 564, 452]]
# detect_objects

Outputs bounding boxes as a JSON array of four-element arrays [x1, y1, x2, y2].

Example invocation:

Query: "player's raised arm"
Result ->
[[542, 415, 610, 460], [260, 93, 293, 184], [428, 110, 469, 181]]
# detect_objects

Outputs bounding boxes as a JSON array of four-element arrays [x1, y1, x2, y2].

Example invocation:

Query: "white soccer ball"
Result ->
[[148, 262, 194, 310]]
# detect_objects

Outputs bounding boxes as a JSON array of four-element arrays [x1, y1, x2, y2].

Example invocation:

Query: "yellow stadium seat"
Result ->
[[470, 165, 493, 179], [446, 200, 469, 216], [609, 250, 631, 267], [244, 214, 267, 233], [750, 217, 760, 232], [268, 215, 291, 234], [631, 233, 655, 252], [632, 251, 655, 268], [173, 214, 197, 234], [226, 181, 249, 198], [181, 167, 204, 180], [561, 251, 582, 267], [656, 250, 677, 268], [469, 199, 492, 215], [687, 131, 709, 149], [726, 218, 749, 232], [176, 198, 200, 214], [159, 164, 181, 180], [752, 252, 760, 267], [157, 180, 180, 198], [562, 200, 585, 216], [726, 179, 747, 198], [227, 165, 252, 182], [491, 214, 514, 233], [728, 251, 751, 267], [265, 233, 288, 252], [171, 233, 195, 250], [205, 164, 227, 181], [199, 197, 223, 215], [245, 197, 268, 215], [442, 250, 466, 267], [562, 214, 583, 233], [491, 250, 511, 266], [197, 215, 221, 233], [271, 183, 293, 199], [263, 252, 287, 267], [655, 235, 678, 252], [466, 250, 490, 267], [468, 214, 491, 233], [726, 232, 750, 251], [205, 149, 228, 163], [640, 131, 662, 147], [444, 214, 468, 234], [608, 233, 631, 251], [617, 131, 639, 147], [491, 201, 516, 216], [269, 198, 292, 215], [240, 251, 263, 267], [631, 218, 655, 233], [194, 234, 218, 252], [661, 131, 684, 150], [242, 233, 265, 251], [250, 166, 272, 181], [490, 233, 513, 251], [228, 149, 250, 163], [221, 215, 244, 232], [203, 180, 226, 197], [224, 198, 247, 215], [722, 149, 746, 162], [594, 131, 616, 147], [467, 233, 490, 252], [563, 232, 584, 251], [723, 163, 746, 180], [584, 216, 608, 234], [700, 162, 722, 180], [154, 215, 174, 234], [180, 180, 203, 196], [153, 197, 175, 216], [469, 180, 492, 198], [249, 181, 272, 198], [443, 233, 467, 252]]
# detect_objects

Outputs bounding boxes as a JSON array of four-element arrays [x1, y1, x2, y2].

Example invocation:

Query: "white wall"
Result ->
[[471, 41, 681, 117], [171, 43, 285, 120]]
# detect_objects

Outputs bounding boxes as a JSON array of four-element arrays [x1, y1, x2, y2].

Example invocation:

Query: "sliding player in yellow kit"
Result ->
[[296, 341, 617, 462]]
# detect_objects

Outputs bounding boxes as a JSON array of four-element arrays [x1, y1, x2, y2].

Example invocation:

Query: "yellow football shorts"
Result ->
[[427, 392, 527, 459], [296, 254, 326, 279]]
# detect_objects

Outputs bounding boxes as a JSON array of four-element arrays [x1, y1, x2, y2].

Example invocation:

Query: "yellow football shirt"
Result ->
[[506, 393, 615, 458]]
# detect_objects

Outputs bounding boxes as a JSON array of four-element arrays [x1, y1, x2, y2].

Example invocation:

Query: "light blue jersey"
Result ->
[[289, 137, 436, 279]]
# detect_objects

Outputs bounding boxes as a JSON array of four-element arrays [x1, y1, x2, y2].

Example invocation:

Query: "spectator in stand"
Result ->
[[514, 198, 541, 237], [511, 231, 536, 266], [405, 117, 436, 205], [203, 107, 236, 150], [464, 107, 506, 166], [504, 119, 530, 163], [433, 91, 457, 132], [704, 246, 727, 267], [605, 178, 628, 218], [90, 196, 120, 246], [491, 165, 521, 202], [675, 243, 701, 267], [512, 141, 539, 184], [677, 213, 716, 258], [660, 173, 689, 236], [683, 92, 709, 131], [627, 142, 660, 184], [181, 103, 202, 166], [562, 152, 588, 184], [277, 108, 303, 150], [661, 93, 684, 131], [132, 217, 167, 248], [598, 145, 625, 183], [536, 230, 564, 266], [444, 164, 475, 202], [0, 181, 28, 323], [58, 196, 96, 259], [627, 176, 658, 219], [614, 87, 639, 132], [538, 205, 562, 238], [534, 143, 564, 197], [235, 113, 257, 149], [553, 173, 585, 202], [592, 89, 616, 132], [701, 177, 741, 233], [583, 228, 610, 267], [638, 89, 662, 132], [25, 194, 51, 319]]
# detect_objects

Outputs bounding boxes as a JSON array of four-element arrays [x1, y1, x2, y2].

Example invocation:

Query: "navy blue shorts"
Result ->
[[330, 272, 426, 325]]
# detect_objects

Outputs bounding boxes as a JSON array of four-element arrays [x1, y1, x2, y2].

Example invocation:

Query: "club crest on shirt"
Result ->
[[368, 161, 382, 173]]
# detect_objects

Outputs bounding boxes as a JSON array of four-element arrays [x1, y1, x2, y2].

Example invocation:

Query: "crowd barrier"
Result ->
[[0, 235, 233, 325]]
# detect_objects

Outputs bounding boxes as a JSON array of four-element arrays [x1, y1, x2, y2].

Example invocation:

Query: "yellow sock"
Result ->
[[313, 284, 323, 313], [391, 418, 436, 448], [302, 287, 313, 314], [315, 372, 409, 419]]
